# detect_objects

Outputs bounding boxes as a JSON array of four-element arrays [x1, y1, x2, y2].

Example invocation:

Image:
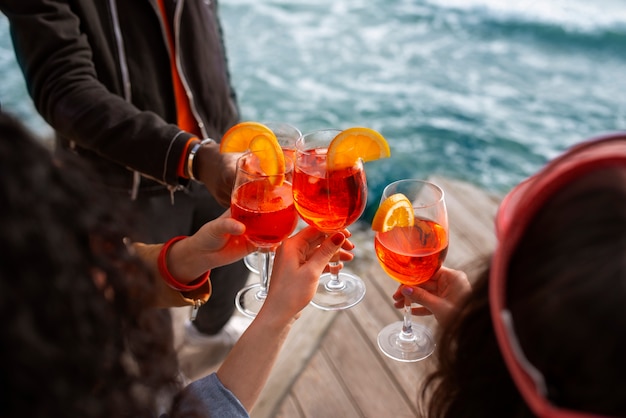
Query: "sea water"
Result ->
[[1, 0, 625, 221]]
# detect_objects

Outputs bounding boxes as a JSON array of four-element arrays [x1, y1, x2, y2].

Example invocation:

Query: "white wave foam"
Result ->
[[424, 0, 626, 31]]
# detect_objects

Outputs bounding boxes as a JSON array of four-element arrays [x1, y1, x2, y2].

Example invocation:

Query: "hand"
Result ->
[[195, 142, 240, 207], [167, 210, 254, 282], [322, 228, 355, 273], [392, 266, 471, 328], [261, 227, 349, 321]]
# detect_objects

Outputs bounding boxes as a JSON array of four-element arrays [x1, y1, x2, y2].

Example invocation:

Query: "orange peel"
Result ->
[[220, 121, 277, 153], [219, 121, 285, 185], [371, 193, 415, 232], [249, 135, 285, 186], [327, 127, 391, 170]]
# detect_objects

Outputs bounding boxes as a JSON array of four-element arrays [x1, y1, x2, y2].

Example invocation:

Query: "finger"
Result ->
[[339, 228, 352, 238], [307, 232, 345, 270], [337, 248, 354, 262], [340, 238, 355, 251], [292, 225, 326, 245], [410, 306, 433, 316], [393, 286, 405, 302], [210, 217, 246, 237], [279, 227, 326, 265], [290, 226, 327, 258], [401, 286, 443, 315], [418, 280, 438, 293]]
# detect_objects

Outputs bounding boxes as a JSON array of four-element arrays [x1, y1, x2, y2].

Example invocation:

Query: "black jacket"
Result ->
[[1, 0, 239, 195]]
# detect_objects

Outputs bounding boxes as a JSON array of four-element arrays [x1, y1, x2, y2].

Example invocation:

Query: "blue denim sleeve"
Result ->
[[175, 372, 249, 418]]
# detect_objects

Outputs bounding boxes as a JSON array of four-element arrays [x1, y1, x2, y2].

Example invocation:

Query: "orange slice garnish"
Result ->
[[371, 193, 415, 232], [220, 121, 277, 153], [327, 127, 391, 170], [249, 135, 285, 186], [220, 122, 285, 185]]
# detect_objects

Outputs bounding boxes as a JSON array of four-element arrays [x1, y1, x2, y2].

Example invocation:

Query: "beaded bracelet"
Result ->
[[157, 236, 210, 292]]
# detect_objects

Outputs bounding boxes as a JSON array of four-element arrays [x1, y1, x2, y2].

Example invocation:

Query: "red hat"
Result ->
[[489, 132, 626, 418]]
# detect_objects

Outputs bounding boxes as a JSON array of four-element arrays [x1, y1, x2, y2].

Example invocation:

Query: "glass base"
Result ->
[[309, 271, 366, 311], [377, 321, 435, 362], [235, 283, 266, 318], [243, 252, 260, 275]]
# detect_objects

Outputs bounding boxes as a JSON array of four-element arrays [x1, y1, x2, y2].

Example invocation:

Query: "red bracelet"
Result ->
[[157, 236, 210, 292]]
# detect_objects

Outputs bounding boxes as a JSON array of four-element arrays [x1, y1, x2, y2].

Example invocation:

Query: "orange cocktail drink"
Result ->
[[293, 148, 366, 233], [232, 178, 297, 247], [374, 219, 448, 286]]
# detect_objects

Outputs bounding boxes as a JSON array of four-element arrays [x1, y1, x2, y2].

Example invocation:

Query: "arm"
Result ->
[[0, 1, 192, 185], [393, 266, 472, 328], [216, 228, 350, 411]]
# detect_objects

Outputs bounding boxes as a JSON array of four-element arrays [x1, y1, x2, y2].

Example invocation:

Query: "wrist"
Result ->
[[166, 234, 214, 278], [187, 138, 216, 182], [255, 303, 299, 331], [158, 236, 210, 292]]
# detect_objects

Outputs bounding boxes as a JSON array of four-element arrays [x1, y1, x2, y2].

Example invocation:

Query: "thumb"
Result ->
[[210, 217, 246, 238], [307, 232, 345, 269], [193, 217, 245, 252]]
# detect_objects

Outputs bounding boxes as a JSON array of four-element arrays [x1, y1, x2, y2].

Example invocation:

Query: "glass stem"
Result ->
[[256, 248, 274, 300], [325, 251, 346, 291], [400, 296, 417, 342]]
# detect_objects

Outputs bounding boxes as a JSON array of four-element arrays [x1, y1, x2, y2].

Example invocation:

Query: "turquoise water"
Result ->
[[1, 0, 625, 221]]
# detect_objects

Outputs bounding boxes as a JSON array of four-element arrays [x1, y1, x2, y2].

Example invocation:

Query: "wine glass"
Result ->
[[242, 122, 301, 275], [232, 151, 298, 318], [292, 129, 367, 310], [375, 179, 448, 362]]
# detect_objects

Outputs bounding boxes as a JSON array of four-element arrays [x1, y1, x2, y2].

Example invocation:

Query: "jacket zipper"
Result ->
[[108, 0, 132, 102], [173, 0, 209, 139]]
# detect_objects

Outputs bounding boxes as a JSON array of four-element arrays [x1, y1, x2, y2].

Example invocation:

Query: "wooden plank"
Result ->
[[432, 175, 499, 257], [321, 312, 420, 418], [273, 395, 304, 418], [252, 306, 339, 418], [287, 350, 362, 418], [432, 175, 500, 229], [349, 256, 439, 403]]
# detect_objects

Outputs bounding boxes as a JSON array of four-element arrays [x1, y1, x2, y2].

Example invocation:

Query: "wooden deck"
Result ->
[[173, 176, 502, 418]]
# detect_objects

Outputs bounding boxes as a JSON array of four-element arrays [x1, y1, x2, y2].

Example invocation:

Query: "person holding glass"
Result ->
[[389, 133, 626, 417], [0, 0, 251, 363], [0, 111, 355, 418]]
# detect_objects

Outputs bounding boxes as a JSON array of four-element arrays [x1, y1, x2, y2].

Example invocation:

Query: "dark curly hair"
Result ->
[[422, 166, 626, 417], [0, 112, 187, 417]]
